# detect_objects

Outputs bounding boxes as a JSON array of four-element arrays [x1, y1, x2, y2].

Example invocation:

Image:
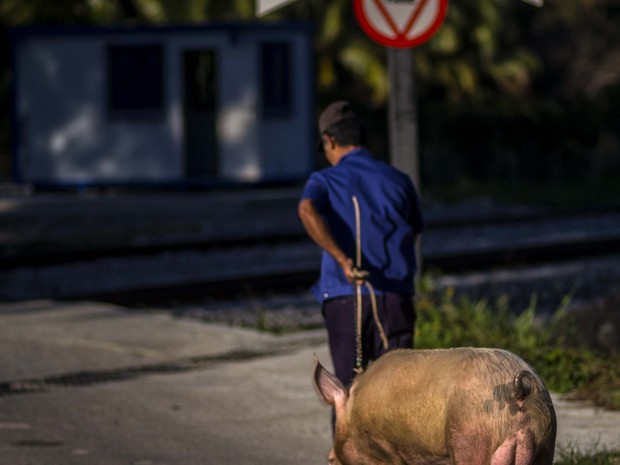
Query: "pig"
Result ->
[[314, 348, 556, 465]]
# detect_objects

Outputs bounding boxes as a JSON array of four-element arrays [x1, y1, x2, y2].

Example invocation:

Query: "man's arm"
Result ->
[[298, 198, 356, 283]]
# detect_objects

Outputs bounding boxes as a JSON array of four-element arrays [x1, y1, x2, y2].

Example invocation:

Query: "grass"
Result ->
[[414, 276, 620, 411], [555, 446, 620, 465]]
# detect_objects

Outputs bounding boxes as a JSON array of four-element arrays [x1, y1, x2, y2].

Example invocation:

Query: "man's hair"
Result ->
[[324, 116, 366, 147]]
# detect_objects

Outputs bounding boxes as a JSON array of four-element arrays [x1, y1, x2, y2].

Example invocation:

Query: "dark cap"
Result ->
[[318, 101, 359, 134]]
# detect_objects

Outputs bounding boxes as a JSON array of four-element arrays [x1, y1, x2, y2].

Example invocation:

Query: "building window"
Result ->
[[107, 44, 164, 118], [260, 42, 293, 118]]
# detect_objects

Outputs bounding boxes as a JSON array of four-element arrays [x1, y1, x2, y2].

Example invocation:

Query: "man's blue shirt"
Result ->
[[301, 148, 424, 302]]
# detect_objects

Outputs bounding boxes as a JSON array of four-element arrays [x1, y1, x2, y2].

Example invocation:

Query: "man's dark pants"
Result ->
[[322, 292, 416, 388]]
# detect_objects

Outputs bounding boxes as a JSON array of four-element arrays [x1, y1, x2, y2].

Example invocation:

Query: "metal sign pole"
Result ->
[[387, 46, 423, 276], [387, 47, 419, 189]]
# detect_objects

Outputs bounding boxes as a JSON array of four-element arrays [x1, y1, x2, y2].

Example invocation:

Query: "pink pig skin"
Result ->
[[314, 348, 556, 465]]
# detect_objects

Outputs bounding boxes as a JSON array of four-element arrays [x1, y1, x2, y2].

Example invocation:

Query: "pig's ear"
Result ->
[[313, 357, 347, 406]]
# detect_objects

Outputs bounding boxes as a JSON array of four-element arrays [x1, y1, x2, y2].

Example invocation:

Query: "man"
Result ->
[[298, 100, 424, 388]]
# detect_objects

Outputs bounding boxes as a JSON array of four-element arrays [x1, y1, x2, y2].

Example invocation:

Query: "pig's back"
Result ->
[[353, 348, 534, 400], [348, 348, 538, 457]]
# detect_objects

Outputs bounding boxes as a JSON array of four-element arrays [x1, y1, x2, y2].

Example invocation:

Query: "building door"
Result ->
[[183, 50, 218, 180]]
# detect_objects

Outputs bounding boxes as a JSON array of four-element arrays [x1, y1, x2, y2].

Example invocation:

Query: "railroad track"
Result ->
[[102, 236, 620, 305], [3, 208, 620, 270], [2, 210, 620, 305]]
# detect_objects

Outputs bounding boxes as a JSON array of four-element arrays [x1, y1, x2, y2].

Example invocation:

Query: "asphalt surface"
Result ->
[[0, 300, 331, 465], [1, 300, 619, 465]]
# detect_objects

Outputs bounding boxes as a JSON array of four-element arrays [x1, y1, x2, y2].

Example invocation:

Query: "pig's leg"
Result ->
[[490, 430, 535, 465]]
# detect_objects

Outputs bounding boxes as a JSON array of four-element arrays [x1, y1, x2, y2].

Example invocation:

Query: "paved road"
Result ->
[[1, 301, 618, 465], [0, 300, 331, 465]]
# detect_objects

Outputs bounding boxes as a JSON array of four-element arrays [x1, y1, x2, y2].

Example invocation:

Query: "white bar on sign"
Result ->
[[256, 0, 298, 17], [520, 0, 543, 7]]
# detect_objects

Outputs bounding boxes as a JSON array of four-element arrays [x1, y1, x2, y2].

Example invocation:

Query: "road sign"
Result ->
[[353, 0, 448, 48]]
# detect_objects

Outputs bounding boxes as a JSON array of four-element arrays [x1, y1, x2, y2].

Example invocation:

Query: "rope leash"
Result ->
[[352, 196, 389, 374]]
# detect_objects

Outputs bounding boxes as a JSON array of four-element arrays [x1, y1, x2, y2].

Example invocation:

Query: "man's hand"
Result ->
[[339, 258, 368, 285], [339, 257, 356, 284]]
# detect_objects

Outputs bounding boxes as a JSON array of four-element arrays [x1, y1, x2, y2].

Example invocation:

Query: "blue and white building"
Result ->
[[10, 22, 314, 188]]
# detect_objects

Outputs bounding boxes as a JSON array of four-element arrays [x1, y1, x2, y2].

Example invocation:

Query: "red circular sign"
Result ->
[[354, 0, 448, 48]]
